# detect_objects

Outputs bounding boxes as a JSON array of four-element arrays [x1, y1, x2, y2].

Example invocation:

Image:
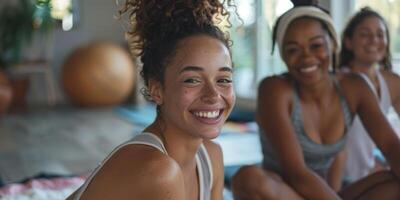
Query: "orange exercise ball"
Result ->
[[62, 42, 136, 107]]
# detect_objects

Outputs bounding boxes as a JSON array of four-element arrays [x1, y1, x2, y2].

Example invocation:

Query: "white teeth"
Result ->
[[300, 65, 318, 73], [194, 110, 220, 118]]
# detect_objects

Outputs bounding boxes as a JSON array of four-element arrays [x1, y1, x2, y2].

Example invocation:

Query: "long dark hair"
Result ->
[[339, 7, 392, 70]]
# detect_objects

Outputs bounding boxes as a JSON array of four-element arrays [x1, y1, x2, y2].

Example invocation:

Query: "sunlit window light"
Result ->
[[237, 0, 255, 26], [50, 0, 72, 20], [62, 13, 73, 31]]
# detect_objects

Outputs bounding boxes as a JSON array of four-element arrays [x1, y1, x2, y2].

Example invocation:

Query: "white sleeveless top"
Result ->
[[72, 132, 213, 200], [344, 69, 392, 182]]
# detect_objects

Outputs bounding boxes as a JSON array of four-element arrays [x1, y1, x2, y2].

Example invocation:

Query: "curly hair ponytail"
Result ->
[[118, 0, 234, 88]]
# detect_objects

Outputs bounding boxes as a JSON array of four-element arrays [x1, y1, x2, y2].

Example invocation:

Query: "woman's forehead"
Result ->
[[356, 16, 386, 31], [284, 18, 327, 40]]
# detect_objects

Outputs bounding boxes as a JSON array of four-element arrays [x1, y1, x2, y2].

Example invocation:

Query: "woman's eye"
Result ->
[[218, 78, 233, 84], [359, 32, 370, 37], [183, 78, 201, 84], [310, 43, 323, 50], [377, 32, 385, 38], [286, 48, 299, 55]]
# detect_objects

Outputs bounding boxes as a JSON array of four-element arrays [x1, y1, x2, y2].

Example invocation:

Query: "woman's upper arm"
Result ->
[[341, 74, 400, 177], [256, 77, 307, 178], [342, 74, 397, 148], [79, 145, 185, 200], [203, 140, 224, 200], [382, 71, 400, 115]]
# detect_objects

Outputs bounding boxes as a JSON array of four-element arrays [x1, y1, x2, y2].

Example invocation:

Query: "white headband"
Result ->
[[275, 6, 339, 58]]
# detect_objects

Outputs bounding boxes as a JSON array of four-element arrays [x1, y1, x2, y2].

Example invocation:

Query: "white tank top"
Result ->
[[345, 69, 392, 181], [72, 132, 213, 200]]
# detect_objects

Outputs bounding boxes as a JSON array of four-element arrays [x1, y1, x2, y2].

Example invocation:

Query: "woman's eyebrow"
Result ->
[[179, 66, 233, 74], [220, 66, 233, 73], [179, 66, 203, 74]]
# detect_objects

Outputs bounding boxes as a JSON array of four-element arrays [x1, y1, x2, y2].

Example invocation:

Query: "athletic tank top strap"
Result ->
[[291, 76, 352, 129], [331, 76, 353, 128], [196, 143, 213, 200], [358, 69, 392, 113], [376, 69, 392, 112], [128, 132, 168, 154], [194, 143, 213, 200]]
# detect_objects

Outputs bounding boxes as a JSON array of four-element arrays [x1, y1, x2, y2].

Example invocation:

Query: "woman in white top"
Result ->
[[340, 7, 400, 183], [66, 0, 236, 199]]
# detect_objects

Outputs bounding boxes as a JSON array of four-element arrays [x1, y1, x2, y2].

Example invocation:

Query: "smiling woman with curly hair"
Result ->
[[66, 0, 235, 199]]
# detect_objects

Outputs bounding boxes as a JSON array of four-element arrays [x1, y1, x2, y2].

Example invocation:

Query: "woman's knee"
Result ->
[[231, 165, 282, 200], [357, 179, 400, 200], [340, 170, 400, 200]]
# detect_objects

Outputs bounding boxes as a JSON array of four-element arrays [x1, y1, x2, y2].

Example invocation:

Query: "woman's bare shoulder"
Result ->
[[335, 72, 366, 89], [79, 144, 184, 199], [258, 74, 293, 97], [380, 69, 400, 84], [259, 74, 291, 87], [380, 70, 400, 102]]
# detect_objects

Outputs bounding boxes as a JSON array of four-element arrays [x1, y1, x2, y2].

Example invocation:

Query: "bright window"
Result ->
[[36, 0, 76, 31], [229, 0, 293, 98]]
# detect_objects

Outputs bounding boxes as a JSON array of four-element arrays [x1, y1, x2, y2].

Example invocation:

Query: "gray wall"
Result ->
[[27, 0, 127, 105]]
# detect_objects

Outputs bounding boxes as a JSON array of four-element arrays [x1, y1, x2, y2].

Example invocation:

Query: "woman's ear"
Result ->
[[148, 79, 163, 105]]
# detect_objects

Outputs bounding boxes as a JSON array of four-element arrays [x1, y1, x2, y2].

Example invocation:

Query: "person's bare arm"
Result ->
[[382, 71, 400, 120], [76, 145, 185, 200], [327, 149, 346, 192], [203, 140, 224, 200], [342, 74, 400, 180], [255, 77, 340, 200]]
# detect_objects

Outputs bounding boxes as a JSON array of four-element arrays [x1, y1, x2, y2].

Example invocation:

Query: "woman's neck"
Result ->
[[348, 60, 380, 80], [145, 120, 202, 169], [297, 74, 335, 105]]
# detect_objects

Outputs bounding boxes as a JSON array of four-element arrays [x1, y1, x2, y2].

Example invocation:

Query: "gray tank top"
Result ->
[[72, 132, 213, 200], [260, 76, 353, 179]]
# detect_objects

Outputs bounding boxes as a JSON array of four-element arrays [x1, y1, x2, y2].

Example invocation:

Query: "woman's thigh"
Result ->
[[340, 170, 400, 200], [231, 165, 304, 200]]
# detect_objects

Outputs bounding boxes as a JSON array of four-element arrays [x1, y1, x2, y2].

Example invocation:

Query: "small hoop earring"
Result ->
[[140, 87, 153, 101]]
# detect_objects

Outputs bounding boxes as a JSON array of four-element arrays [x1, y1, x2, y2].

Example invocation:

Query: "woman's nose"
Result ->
[[302, 48, 318, 64], [201, 82, 219, 103]]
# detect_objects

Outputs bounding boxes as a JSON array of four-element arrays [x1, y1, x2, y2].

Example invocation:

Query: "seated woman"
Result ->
[[66, 0, 236, 199], [231, 1, 400, 200], [339, 7, 400, 183]]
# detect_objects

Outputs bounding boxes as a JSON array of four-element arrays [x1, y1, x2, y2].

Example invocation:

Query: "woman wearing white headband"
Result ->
[[231, 1, 400, 199]]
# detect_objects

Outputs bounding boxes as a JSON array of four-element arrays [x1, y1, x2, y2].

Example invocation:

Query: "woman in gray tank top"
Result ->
[[66, 1, 236, 199], [231, 1, 400, 200], [339, 7, 400, 183]]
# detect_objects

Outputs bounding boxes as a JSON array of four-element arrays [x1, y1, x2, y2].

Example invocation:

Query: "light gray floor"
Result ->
[[0, 107, 136, 184]]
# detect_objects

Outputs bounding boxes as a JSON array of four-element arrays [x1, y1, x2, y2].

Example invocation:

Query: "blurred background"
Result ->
[[0, 0, 400, 199]]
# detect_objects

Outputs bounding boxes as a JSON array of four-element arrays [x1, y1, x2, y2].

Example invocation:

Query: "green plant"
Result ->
[[0, 0, 54, 67]]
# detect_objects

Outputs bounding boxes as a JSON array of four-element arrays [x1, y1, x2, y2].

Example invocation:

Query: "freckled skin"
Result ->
[[66, 35, 233, 200]]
